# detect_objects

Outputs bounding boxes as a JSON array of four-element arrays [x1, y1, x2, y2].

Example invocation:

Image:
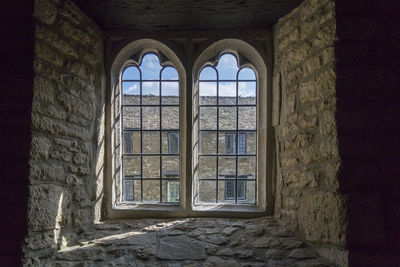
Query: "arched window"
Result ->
[[109, 39, 187, 213], [192, 39, 270, 213], [120, 53, 180, 203], [109, 39, 270, 216], [196, 54, 257, 204]]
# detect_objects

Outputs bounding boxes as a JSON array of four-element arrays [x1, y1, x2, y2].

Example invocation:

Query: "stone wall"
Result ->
[[24, 0, 105, 264], [30, 216, 336, 266], [272, 0, 347, 265]]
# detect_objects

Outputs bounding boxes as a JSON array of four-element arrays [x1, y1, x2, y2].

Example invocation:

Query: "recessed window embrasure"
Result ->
[[195, 53, 257, 205], [120, 53, 180, 203]]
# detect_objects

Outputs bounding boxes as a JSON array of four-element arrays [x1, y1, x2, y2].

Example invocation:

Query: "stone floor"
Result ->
[[38, 217, 335, 266]]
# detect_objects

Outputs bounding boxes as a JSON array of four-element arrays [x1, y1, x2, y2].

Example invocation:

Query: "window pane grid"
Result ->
[[120, 54, 180, 204], [198, 58, 257, 204]]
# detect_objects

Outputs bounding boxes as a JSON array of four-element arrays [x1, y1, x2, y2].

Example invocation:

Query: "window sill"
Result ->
[[192, 203, 265, 213], [113, 202, 183, 212], [108, 201, 269, 220]]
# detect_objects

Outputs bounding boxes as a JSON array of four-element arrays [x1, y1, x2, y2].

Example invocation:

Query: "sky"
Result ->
[[199, 54, 256, 98], [122, 53, 256, 97]]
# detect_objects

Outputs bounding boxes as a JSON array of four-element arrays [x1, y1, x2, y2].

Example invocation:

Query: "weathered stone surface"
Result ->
[[32, 101, 67, 121], [58, 92, 93, 120], [136, 246, 154, 260], [25, 231, 57, 250], [50, 147, 73, 162], [245, 224, 264, 236], [289, 248, 318, 259], [157, 236, 206, 260], [35, 41, 64, 67], [28, 185, 70, 231], [299, 191, 346, 245], [32, 113, 90, 140], [252, 236, 280, 248], [57, 246, 105, 261], [299, 70, 335, 103], [206, 234, 229, 245], [216, 247, 234, 256], [205, 243, 219, 255], [33, 76, 55, 104], [35, 26, 78, 58], [204, 256, 239, 267], [277, 237, 304, 250], [266, 249, 287, 260], [235, 249, 254, 259], [30, 136, 52, 160], [114, 233, 156, 246], [25, 217, 334, 265], [273, 0, 345, 262], [222, 227, 240, 236], [34, 0, 57, 24], [30, 162, 64, 182]]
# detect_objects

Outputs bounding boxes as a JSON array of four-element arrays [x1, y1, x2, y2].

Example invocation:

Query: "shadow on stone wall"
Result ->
[[41, 217, 335, 266]]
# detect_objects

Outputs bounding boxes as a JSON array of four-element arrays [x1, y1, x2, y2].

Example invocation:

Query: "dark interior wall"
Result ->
[[0, 0, 34, 265], [335, 0, 400, 266]]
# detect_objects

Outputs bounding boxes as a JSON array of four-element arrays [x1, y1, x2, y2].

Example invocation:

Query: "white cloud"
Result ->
[[238, 82, 256, 97], [219, 54, 237, 67], [125, 84, 139, 94], [199, 82, 216, 96], [162, 82, 179, 96], [219, 82, 236, 97]]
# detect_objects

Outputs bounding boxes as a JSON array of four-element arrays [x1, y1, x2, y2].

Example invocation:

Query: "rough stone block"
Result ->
[[61, 20, 92, 48], [32, 113, 90, 140], [299, 69, 336, 103], [319, 110, 336, 136], [309, 22, 336, 50], [30, 136, 51, 160], [34, 0, 58, 25], [30, 162, 64, 182], [33, 76, 55, 104], [35, 41, 63, 67], [288, 248, 318, 259], [64, 58, 94, 82], [50, 147, 73, 162], [299, 135, 338, 164], [57, 92, 93, 120], [298, 191, 346, 245], [35, 26, 77, 58], [157, 235, 206, 260], [32, 100, 67, 120], [28, 185, 70, 231], [25, 230, 57, 250]]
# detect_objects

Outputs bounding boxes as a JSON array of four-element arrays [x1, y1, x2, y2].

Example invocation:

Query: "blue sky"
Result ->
[[122, 53, 256, 98], [199, 54, 256, 97], [123, 54, 179, 96]]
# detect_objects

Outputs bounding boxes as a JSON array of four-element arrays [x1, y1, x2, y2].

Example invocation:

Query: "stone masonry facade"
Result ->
[[272, 0, 347, 265], [121, 95, 257, 204]]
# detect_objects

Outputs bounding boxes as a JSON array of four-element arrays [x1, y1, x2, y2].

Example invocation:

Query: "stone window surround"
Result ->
[[107, 38, 273, 219]]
